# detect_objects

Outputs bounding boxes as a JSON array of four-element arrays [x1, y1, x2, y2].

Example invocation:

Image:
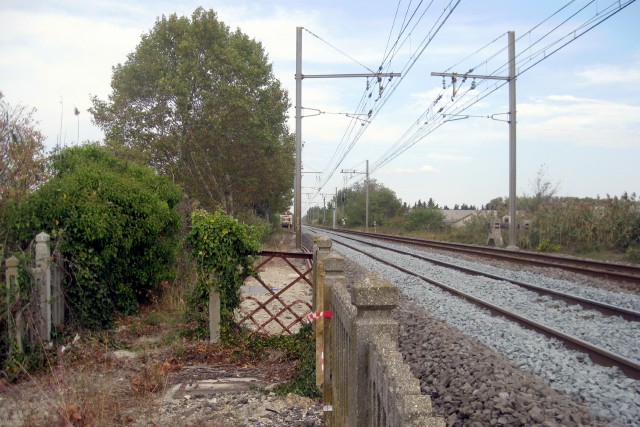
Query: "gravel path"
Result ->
[[306, 231, 640, 426]]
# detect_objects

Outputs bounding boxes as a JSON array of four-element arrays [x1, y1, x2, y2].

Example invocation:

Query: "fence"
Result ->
[[313, 235, 444, 427], [5, 232, 64, 352], [234, 251, 314, 337]]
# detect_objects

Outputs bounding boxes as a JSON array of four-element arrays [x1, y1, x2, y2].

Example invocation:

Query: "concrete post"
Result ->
[[314, 235, 332, 388], [35, 232, 51, 342], [209, 289, 221, 343], [5, 256, 23, 353], [350, 273, 398, 426], [323, 251, 344, 426], [51, 252, 64, 327], [487, 219, 504, 246]]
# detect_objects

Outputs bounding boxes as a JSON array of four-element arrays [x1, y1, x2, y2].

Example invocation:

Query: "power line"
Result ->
[[303, 28, 376, 74], [313, 0, 462, 197], [367, 0, 635, 175]]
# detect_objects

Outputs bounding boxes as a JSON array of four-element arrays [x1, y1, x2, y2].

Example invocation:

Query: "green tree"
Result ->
[[406, 207, 445, 231], [12, 145, 182, 329], [0, 92, 49, 249], [90, 8, 293, 216], [341, 180, 402, 227]]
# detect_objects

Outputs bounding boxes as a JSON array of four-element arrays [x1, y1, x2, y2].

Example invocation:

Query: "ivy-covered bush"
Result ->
[[10, 145, 182, 329], [186, 209, 263, 338]]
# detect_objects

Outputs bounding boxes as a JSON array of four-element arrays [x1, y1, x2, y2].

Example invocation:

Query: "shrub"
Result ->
[[536, 239, 561, 253], [186, 209, 263, 338], [405, 208, 445, 232], [626, 247, 640, 263], [10, 145, 182, 329]]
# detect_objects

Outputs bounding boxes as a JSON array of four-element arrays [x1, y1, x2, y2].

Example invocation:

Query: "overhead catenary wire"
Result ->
[[313, 0, 462, 199], [366, 0, 635, 176]]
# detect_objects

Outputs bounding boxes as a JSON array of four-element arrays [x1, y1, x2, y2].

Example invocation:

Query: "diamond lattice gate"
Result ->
[[236, 251, 314, 336]]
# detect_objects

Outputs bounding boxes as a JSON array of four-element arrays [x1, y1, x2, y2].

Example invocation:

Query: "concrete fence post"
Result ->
[[323, 250, 344, 426], [5, 256, 24, 353], [35, 232, 51, 342], [487, 219, 504, 246], [314, 235, 332, 388], [51, 251, 64, 328], [209, 289, 221, 343], [350, 273, 398, 426]]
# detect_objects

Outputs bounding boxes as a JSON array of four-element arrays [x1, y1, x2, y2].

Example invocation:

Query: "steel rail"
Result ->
[[318, 227, 640, 282], [318, 229, 640, 322], [328, 236, 640, 380]]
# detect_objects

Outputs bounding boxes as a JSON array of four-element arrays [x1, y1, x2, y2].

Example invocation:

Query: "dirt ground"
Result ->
[[0, 230, 323, 426]]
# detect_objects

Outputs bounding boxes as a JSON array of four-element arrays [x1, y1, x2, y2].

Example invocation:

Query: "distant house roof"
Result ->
[[440, 209, 497, 225], [441, 210, 477, 224]]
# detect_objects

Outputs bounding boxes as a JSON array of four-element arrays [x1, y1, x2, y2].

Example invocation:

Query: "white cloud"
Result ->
[[519, 95, 640, 148], [425, 152, 472, 162], [381, 165, 441, 175], [577, 61, 640, 86]]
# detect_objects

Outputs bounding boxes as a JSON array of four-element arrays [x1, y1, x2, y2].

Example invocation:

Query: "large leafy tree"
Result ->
[[340, 180, 402, 227], [90, 8, 293, 216]]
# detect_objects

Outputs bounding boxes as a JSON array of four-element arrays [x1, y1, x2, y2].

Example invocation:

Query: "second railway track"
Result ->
[[318, 227, 640, 283]]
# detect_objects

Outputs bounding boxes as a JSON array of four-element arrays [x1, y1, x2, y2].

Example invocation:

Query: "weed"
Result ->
[[626, 246, 640, 263], [536, 239, 561, 253]]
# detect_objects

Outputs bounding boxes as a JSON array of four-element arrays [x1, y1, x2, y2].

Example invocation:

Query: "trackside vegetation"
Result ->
[[308, 180, 640, 261], [10, 145, 183, 329], [185, 208, 263, 339]]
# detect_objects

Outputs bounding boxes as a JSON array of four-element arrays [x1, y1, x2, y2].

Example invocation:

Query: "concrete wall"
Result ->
[[313, 235, 444, 426]]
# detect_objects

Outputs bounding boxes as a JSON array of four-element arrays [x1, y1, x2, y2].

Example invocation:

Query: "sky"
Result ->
[[1, 0, 639, 211]]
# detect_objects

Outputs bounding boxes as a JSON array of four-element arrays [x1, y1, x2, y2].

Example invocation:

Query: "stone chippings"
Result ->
[[132, 389, 324, 427], [395, 295, 607, 427]]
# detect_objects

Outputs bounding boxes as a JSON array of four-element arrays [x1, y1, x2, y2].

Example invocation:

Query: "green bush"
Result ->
[[10, 145, 182, 329], [535, 239, 561, 253], [186, 209, 263, 338], [405, 208, 445, 232], [627, 247, 640, 263]]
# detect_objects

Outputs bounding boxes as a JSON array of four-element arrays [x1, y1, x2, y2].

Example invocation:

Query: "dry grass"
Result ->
[[261, 228, 295, 252]]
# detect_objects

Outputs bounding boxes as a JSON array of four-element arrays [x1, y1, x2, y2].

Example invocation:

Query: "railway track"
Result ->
[[308, 226, 640, 380], [315, 227, 640, 283], [305, 227, 640, 424]]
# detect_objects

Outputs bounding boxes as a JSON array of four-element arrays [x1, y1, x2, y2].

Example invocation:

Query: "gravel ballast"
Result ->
[[306, 231, 640, 426]]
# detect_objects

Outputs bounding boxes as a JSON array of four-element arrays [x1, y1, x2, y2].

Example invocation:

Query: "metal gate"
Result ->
[[236, 251, 313, 336]]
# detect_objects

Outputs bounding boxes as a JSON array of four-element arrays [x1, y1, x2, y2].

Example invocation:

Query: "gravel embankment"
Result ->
[[306, 231, 640, 426]]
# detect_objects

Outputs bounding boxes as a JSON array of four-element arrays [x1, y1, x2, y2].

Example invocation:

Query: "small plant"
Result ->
[[626, 246, 640, 263], [536, 239, 561, 253], [273, 323, 320, 398]]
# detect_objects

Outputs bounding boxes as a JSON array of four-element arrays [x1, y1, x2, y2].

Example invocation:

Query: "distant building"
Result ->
[[440, 209, 496, 228]]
